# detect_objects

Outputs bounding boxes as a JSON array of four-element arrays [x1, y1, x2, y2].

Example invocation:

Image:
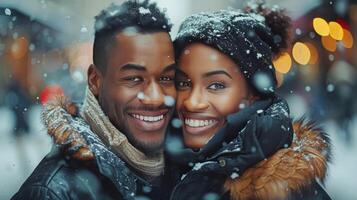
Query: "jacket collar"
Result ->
[[42, 96, 147, 200], [224, 119, 331, 200]]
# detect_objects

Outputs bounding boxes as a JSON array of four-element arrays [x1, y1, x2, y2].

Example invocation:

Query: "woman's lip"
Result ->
[[183, 119, 220, 135], [181, 113, 218, 120]]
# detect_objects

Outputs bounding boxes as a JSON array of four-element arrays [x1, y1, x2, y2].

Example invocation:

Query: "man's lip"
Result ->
[[127, 112, 168, 132], [128, 109, 169, 116]]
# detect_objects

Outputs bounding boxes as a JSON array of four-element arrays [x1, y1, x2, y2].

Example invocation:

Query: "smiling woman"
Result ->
[[168, 3, 332, 200], [176, 43, 254, 149]]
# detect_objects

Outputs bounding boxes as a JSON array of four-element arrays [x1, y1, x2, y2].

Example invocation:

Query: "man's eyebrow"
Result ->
[[119, 63, 146, 72], [202, 70, 233, 79], [162, 63, 177, 73]]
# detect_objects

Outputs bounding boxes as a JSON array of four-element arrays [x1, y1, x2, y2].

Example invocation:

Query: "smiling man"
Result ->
[[90, 25, 176, 156], [12, 1, 176, 200]]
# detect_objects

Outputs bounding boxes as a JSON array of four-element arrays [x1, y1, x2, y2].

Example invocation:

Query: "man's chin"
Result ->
[[126, 134, 165, 156], [133, 140, 164, 157]]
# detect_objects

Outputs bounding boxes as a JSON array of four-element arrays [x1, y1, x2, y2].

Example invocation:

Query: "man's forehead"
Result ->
[[115, 31, 171, 46]]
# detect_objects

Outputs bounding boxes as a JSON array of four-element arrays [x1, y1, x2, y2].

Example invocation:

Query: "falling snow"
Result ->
[[329, 54, 335, 61], [256, 53, 263, 59], [165, 136, 184, 154], [305, 86, 311, 92], [139, 7, 151, 15], [253, 72, 273, 92], [327, 84, 335, 92], [29, 44, 36, 51], [80, 26, 88, 33], [164, 95, 175, 107], [5, 8, 11, 16], [137, 92, 145, 100], [295, 28, 302, 35], [72, 70, 84, 83], [203, 192, 219, 200], [230, 172, 239, 179], [171, 118, 183, 128]]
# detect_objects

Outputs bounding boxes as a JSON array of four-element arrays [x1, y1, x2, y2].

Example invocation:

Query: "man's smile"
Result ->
[[127, 110, 170, 132]]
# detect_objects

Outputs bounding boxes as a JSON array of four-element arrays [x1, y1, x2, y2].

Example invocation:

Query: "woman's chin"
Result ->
[[183, 130, 215, 149]]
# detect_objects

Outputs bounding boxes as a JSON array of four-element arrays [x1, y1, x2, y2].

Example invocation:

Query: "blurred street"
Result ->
[[1, 0, 357, 199]]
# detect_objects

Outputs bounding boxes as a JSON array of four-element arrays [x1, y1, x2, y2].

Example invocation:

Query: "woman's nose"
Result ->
[[183, 88, 209, 111]]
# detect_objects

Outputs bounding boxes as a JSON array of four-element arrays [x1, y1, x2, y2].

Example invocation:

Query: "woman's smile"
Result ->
[[176, 43, 253, 148], [181, 114, 222, 135]]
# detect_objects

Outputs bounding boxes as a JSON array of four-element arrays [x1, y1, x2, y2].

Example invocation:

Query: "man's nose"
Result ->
[[183, 87, 209, 111], [140, 81, 165, 106]]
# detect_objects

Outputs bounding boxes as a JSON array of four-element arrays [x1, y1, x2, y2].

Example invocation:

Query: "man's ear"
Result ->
[[87, 64, 102, 96]]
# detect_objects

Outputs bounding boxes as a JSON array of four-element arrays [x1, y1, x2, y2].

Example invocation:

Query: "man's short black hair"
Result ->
[[93, 0, 172, 72]]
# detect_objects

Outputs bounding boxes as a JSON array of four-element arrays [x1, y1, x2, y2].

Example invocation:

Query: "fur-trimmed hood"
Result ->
[[224, 120, 331, 200], [43, 97, 331, 200], [42, 96, 94, 161]]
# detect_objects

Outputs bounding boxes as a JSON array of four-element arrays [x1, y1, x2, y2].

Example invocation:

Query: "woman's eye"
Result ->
[[208, 82, 226, 90], [176, 80, 192, 89]]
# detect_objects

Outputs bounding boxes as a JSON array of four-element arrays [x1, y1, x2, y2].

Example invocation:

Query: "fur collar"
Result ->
[[42, 96, 94, 160], [224, 120, 331, 200]]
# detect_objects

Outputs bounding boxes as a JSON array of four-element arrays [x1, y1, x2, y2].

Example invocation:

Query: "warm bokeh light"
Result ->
[[321, 35, 337, 52], [329, 21, 344, 40], [292, 42, 311, 65], [342, 29, 354, 48], [273, 52, 292, 73], [305, 42, 319, 65], [40, 85, 65, 105], [313, 17, 330, 36], [10, 37, 29, 60], [275, 71, 284, 88]]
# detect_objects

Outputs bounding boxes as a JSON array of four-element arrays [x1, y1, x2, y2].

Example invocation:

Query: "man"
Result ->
[[12, 1, 176, 199]]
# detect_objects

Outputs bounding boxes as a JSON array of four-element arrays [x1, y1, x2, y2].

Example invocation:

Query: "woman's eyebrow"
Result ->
[[176, 68, 188, 76], [202, 70, 232, 79]]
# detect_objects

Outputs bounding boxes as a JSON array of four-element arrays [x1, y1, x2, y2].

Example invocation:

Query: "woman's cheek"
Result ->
[[208, 90, 243, 115]]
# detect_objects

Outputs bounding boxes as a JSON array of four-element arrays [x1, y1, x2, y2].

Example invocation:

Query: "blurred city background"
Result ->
[[0, 0, 356, 199]]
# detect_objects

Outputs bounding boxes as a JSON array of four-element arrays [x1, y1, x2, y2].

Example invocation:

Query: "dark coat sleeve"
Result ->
[[290, 181, 332, 200], [255, 113, 294, 158], [11, 185, 63, 200]]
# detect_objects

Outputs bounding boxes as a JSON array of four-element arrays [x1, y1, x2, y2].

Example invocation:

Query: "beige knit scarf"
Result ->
[[80, 88, 165, 178]]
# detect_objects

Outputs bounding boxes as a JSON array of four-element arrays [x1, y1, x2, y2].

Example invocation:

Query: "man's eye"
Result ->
[[207, 82, 226, 90], [124, 76, 143, 82], [159, 76, 173, 82]]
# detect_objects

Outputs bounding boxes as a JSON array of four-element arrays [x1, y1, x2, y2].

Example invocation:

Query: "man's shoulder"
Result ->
[[11, 148, 113, 200]]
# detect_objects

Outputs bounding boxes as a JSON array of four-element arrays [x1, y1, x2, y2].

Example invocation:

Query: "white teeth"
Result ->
[[185, 119, 216, 127], [131, 114, 164, 122]]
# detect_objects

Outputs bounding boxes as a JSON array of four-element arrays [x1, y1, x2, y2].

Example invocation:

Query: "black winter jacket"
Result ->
[[11, 99, 172, 200], [167, 97, 332, 200]]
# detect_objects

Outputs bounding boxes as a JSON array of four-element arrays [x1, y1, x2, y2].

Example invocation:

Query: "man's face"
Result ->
[[88, 32, 176, 155]]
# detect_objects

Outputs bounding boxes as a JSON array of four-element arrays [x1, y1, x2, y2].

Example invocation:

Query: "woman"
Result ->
[[167, 4, 332, 200]]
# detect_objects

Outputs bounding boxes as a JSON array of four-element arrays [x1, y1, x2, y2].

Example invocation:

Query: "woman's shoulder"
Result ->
[[224, 118, 332, 200]]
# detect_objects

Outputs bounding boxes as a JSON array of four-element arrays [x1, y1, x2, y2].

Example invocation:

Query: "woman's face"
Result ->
[[176, 43, 253, 149]]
